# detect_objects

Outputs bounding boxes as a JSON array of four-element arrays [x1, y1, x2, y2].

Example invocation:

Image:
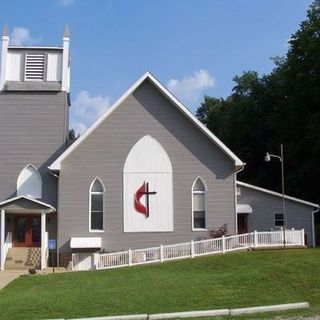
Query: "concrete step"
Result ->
[[5, 247, 41, 270]]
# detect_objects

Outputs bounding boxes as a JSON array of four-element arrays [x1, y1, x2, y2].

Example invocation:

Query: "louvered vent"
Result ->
[[25, 53, 45, 81]]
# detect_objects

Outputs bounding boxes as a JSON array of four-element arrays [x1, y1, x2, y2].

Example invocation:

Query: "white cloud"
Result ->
[[70, 91, 111, 135], [59, 0, 75, 6], [11, 27, 41, 46], [167, 69, 215, 105]]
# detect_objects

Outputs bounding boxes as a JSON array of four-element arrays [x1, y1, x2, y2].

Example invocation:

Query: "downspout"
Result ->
[[234, 164, 246, 234], [48, 168, 60, 267], [312, 207, 320, 247]]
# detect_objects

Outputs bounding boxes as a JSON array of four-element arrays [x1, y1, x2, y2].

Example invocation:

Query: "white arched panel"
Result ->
[[17, 164, 42, 198], [123, 135, 173, 232], [124, 135, 172, 173]]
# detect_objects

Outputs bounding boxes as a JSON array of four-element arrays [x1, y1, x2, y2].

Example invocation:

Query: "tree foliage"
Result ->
[[196, 1, 320, 207]]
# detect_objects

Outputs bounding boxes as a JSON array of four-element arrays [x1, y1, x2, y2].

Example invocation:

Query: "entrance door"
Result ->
[[14, 216, 41, 247], [237, 214, 248, 234]]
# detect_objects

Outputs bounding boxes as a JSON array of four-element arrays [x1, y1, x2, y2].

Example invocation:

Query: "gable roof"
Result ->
[[237, 181, 319, 209], [49, 72, 244, 171], [0, 195, 56, 212]]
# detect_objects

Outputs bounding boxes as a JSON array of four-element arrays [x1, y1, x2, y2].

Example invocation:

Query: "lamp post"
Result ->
[[265, 144, 286, 248]]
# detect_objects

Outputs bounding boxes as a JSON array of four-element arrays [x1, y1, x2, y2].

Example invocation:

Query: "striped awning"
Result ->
[[236, 204, 253, 214], [70, 237, 101, 249]]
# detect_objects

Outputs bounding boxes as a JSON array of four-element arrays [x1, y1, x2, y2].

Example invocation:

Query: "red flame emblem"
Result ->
[[134, 181, 148, 217]]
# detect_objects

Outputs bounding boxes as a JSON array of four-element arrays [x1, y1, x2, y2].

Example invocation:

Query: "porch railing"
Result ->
[[89, 229, 305, 271], [4, 232, 12, 261]]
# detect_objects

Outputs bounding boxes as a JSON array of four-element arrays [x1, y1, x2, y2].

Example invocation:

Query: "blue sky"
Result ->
[[0, 0, 313, 133]]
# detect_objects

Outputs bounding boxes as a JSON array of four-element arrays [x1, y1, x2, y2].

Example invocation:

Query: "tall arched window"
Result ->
[[17, 164, 42, 198], [192, 177, 207, 230], [89, 178, 105, 232]]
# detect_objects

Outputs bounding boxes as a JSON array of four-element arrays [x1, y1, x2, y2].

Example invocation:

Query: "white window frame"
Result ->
[[274, 212, 284, 229], [89, 177, 105, 233], [191, 176, 207, 231]]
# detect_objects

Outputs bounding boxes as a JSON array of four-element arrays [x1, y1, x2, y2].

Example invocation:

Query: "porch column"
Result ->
[[41, 212, 46, 270], [0, 209, 5, 271]]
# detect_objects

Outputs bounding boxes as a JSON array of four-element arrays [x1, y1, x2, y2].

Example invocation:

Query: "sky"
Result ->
[[0, 0, 313, 134]]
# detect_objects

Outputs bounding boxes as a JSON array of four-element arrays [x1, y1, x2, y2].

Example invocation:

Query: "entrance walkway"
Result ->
[[0, 270, 27, 290]]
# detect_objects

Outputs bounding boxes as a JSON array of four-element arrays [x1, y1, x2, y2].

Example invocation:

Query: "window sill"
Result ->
[[192, 228, 208, 232], [89, 230, 105, 233]]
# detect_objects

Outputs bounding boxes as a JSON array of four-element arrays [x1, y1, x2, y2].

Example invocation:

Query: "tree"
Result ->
[[196, 0, 320, 209], [68, 129, 79, 143]]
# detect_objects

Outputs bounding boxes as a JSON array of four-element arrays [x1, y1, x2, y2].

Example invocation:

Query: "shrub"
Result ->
[[28, 267, 37, 275], [209, 224, 229, 238]]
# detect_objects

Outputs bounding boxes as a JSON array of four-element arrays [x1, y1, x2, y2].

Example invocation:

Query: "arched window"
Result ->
[[17, 164, 42, 198], [89, 178, 105, 232], [192, 177, 207, 230]]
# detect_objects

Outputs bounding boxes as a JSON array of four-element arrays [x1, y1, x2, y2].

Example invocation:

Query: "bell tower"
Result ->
[[0, 26, 71, 207]]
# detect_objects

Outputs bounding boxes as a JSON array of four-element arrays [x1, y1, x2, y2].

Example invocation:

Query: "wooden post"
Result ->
[[128, 249, 132, 266], [41, 212, 46, 270], [93, 253, 100, 270], [301, 229, 305, 246], [222, 236, 226, 254], [191, 240, 195, 258], [160, 244, 164, 262], [254, 230, 258, 248], [0, 210, 5, 270]]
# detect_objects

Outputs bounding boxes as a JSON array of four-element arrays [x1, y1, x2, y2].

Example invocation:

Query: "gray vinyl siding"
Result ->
[[58, 79, 236, 252], [237, 186, 315, 246], [0, 91, 68, 208]]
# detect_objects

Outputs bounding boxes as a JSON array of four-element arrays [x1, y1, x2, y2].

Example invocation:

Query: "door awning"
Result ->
[[0, 195, 55, 214], [70, 237, 102, 249], [236, 204, 253, 214]]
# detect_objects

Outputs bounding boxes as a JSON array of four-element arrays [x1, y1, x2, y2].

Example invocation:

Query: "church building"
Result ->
[[0, 28, 318, 270]]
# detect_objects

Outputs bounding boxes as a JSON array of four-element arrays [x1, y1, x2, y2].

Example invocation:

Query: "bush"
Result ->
[[28, 267, 37, 275], [209, 224, 229, 238]]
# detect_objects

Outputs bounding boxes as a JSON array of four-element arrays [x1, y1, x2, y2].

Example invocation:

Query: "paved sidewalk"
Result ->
[[0, 270, 27, 290]]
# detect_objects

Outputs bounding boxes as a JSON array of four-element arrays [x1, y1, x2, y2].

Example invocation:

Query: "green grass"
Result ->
[[0, 249, 319, 320]]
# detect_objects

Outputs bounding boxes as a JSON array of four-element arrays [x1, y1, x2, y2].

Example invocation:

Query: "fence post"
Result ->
[[160, 244, 164, 262], [254, 230, 258, 248], [93, 252, 100, 270], [222, 236, 226, 253], [71, 253, 76, 271], [301, 228, 305, 246], [128, 249, 132, 266], [191, 240, 195, 258]]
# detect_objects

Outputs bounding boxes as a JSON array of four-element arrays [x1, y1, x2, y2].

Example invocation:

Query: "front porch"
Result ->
[[0, 196, 55, 271]]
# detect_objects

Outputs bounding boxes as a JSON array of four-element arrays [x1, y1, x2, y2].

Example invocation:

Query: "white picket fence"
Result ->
[[72, 229, 305, 271]]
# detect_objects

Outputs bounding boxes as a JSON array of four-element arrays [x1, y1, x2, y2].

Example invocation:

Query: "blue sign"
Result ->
[[48, 239, 56, 250]]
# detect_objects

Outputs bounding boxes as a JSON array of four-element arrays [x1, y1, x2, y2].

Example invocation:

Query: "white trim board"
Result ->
[[237, 181, 319, 208], [49, 72, 244, 171]]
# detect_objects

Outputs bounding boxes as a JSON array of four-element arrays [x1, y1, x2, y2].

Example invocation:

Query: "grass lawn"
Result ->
[[0, 249, 319, 320]]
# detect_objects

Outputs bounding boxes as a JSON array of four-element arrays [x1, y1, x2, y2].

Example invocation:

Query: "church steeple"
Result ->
[[0, 25, 71, 92]]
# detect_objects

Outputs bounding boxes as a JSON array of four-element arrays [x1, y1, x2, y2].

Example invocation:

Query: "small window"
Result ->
[[89, 178, 105, 232], [274, 213, 284, 228], [17, 164, 42, 198], [192, 177, 207, 230], [236, 187, 241, 196]]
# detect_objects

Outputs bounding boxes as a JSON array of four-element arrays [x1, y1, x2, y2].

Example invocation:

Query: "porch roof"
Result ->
[[0, 196, 55, 214]]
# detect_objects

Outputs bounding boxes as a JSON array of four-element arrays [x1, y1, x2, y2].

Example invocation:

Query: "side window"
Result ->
[[89, 178, 105, 232], [274, 213, 284, 228], [192, 177, 207, 230]]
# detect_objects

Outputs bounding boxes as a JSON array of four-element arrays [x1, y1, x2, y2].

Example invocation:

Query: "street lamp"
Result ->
[[265, 144, 287, 248]]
